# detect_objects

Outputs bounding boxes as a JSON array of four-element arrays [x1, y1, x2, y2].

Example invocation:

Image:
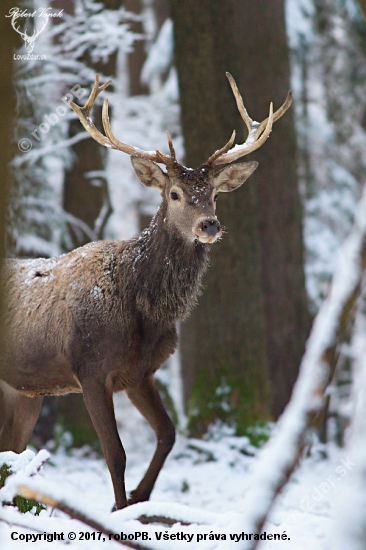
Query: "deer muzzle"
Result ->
[[193, 217, 222, 243]]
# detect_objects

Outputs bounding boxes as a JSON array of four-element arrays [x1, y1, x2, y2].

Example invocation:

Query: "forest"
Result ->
[[1, 0, 366, 548]]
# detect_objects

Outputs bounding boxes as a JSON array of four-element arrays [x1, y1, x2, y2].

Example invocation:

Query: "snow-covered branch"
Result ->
[[329, 304, 366, 548], [220, 184, 366, 549], [12, 132, 90, 168], [50, 1, 141, 65]]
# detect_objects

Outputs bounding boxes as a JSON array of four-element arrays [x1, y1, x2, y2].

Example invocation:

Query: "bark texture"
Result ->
[[170, 0, 271, 436], [233, 0, 310, 418], [170, 0, 310, 433]]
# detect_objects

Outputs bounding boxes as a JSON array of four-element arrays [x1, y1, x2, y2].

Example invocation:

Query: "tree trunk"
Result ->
[[170, 0, 310, 435], [124, 0, 148, 96], [170, 0, 271, 437], [153, 0, 170, 30], [233, 0, 310, 418]]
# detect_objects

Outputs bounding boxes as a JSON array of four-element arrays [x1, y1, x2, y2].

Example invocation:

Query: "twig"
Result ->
[[16, 486, 150, 550], [0, 516, 46, 535]]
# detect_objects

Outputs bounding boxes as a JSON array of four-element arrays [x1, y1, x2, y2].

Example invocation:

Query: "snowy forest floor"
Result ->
[[0, 391, 354, 549]]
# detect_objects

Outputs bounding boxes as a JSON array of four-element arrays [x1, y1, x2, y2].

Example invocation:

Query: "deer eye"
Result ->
[[214, 194, 218, 202], [171, 192, 179, 200]]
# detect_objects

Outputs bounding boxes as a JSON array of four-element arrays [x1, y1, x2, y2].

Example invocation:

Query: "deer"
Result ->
[[0, 73, 291, 510]]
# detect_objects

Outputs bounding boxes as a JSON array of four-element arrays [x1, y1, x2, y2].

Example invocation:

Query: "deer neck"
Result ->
[[120, 202, 210, 324]]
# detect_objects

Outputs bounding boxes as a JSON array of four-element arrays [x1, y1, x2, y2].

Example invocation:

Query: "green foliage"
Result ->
[[0, 463, 12, 488], [244, 422, 273, 448], [187, 366, 271, 442], [0, 464, 45, 515]]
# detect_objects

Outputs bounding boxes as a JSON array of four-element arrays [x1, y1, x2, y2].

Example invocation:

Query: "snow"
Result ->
[[51, 2, 140, 65], [225, 124, 259, 154], [286, 0, 366, 311], [0, 434, 358, 550], [141, 19, 174, 87], [329, 313, 366, 549], [14, 235, 61, 259]]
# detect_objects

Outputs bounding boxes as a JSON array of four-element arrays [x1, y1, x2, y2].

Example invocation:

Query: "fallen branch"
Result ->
[[0, 514, 46, 535], [16, 486, 149, 550]]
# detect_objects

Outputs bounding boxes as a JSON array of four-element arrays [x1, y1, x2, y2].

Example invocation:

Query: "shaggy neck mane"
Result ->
[[118, 201, 210, 324]]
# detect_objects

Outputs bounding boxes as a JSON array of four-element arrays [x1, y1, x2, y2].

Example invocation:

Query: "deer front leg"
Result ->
[[82, 378, 127, 510], [126, 375, 175, 504]]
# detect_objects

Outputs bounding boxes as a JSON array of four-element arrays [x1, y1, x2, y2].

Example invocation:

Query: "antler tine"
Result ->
[[205, 130, 236, 165], [210, 72, 291, 165], [155, 150, 176, 166], [64, 75, 114, 149], [226, 72, 252, 136], [83, 74, 111, 116], [215, 102, 274, 165], [65, 74, 175, 165], [102, 98, 139, 155], [254, 91, 292, 141], [166, 131, 176, 159], [103, 101, 173, 162]]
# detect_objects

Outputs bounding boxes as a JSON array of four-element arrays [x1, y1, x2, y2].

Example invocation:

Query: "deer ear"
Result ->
[[213, 161, 258, 192], [131, 156, 168, 192]]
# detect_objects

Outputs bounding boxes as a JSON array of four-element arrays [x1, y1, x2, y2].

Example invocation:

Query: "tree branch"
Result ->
[[17, 486, 149, 550], [224, 185, 366, 550]]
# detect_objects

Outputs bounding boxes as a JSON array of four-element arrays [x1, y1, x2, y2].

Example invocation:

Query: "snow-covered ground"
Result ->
[[0, 393, 356, 550]]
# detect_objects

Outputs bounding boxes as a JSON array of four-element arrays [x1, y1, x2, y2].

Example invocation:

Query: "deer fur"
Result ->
[[0, 156, 257, 509]]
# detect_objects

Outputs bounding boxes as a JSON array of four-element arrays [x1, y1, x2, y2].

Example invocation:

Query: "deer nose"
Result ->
[[201, 219, 221, 237]]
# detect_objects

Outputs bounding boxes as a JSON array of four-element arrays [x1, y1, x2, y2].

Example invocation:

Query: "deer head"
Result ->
[[12, 16, 48, 54], [64, 73, 292, 244]]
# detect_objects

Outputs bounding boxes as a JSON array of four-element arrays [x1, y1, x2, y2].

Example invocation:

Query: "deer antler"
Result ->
[[64, 75, 175, 167], [65, 73, 291, 169], [208, 72, 292, 165]]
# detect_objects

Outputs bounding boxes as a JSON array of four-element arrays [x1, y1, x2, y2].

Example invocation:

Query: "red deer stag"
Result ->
[[0, 73, 291, 509]]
